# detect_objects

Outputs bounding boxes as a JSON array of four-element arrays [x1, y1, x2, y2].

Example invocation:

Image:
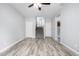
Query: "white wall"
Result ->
[[0, 4, 25, 51], [59, 4, 79, 54], [51, 18, 55, 39], [45, 22, 51, 37], [25, 18, 35, 38], [25, 17, 52, 38], [51, 16, 60, 40], [45, 18, 52, 37]]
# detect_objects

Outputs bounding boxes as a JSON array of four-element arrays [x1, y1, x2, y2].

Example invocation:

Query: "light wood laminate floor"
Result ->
[[3, 38, 74, 56]]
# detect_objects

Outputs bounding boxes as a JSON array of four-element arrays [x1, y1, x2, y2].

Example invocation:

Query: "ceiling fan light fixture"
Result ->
[[34, 3, 38, 8], [37, 3, 42, 7], [34, 3, 42, 8]]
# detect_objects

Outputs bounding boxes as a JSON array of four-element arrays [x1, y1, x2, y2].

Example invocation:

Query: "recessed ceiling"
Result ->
[[10, 3, 63, 18]]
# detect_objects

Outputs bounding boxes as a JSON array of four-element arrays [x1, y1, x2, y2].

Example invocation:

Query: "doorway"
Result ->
[[57, 21, 61, 43], [35, 17, 45, 39], [36, 27, 44, 39]]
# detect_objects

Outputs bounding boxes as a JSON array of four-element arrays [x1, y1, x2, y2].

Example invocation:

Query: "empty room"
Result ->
[[0, 3, 79, 56]]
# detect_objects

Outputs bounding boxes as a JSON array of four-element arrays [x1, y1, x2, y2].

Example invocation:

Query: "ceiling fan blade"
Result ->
[[28, 4, 34, 8], [41, 3, 50, 5]]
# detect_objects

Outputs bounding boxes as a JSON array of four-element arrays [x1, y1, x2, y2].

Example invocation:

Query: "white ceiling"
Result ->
[[10, 3, 63, 18]]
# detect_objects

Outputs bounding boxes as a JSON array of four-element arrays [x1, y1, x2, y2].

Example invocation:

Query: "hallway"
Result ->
[[3, 38, 73, 56], [36, 27, 44, 39], [0, 3, 79, 56]]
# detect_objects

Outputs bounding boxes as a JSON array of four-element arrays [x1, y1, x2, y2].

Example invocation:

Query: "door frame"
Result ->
[[35, 16, 46, 39]]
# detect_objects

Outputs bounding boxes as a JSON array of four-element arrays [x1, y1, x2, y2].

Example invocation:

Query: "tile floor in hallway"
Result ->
[[2, 38, 73, 56]]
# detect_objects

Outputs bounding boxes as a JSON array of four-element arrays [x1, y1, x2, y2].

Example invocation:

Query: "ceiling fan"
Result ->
[[28, 3, 51, 11]]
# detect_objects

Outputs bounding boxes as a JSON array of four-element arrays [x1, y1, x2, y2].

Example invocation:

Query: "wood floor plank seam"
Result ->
[[1, 38, 74, 56]]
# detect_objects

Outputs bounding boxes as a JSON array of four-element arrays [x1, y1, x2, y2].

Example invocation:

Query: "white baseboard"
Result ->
[[0, 37, 25, 55], [60, 42, 79, 56]]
